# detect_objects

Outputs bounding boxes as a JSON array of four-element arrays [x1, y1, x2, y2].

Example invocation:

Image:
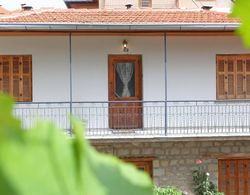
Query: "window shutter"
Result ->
[[0, 55, 32, 102], [2, 56, 11, 94], [217, 57, 227, 100], [246, 58, 250, 98], [219, 159, 250, 195], [236, 57, 245, 99], [217, 54, 250, 100], [21, 56, 32, 101], [226, 57, 236, 99], [12, 56, 21, 100]]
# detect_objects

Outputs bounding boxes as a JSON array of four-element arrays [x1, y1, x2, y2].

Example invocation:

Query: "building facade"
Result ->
[[64, 0, 232, 10], [0, 8, 249, 194]]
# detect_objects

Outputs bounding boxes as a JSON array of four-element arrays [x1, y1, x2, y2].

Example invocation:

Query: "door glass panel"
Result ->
[[115, 62, 135, 98]]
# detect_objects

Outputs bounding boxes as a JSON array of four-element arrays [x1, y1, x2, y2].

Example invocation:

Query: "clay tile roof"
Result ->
[[0, 9, 239, 24]]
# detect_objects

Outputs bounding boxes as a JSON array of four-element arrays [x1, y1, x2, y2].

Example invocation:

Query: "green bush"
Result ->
[[193, 166, 224, 195], [154, 186, 183, 195]]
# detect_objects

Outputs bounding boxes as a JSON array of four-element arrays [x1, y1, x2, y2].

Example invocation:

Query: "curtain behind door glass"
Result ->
[[115, 62, 135, 97]]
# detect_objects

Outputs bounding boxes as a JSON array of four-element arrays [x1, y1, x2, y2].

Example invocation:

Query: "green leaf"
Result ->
[[232, 0, 250, 47], [0, 94, 153, 195]]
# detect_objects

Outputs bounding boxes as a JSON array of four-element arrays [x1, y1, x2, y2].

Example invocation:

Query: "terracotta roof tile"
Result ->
[[0, 9, 239, 24]]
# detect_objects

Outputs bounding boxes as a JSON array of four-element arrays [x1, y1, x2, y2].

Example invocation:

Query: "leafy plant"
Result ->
[[232, 0, 250, 47], [193, 166, 223, 195], [0, 94, 153, 195], [154, 186, 183, 195]]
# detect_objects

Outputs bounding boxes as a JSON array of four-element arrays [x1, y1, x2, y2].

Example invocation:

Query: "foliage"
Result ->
[[193, 167, 223, 195], [154, 186, 183, 195], [232, 0, 250, 47], [0, 94, 153, 195]]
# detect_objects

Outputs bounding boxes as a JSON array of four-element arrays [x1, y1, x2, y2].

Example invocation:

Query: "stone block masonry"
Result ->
[[92, 139, 250, 194]]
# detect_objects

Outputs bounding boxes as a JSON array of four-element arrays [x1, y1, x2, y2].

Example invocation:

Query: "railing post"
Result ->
[[69, 32, 73, 136], [164, 33, 168, 136]]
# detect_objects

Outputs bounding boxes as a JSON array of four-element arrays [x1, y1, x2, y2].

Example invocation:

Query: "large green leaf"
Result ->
[[0, 94, 153, 195], [232, 0, 250, 47]]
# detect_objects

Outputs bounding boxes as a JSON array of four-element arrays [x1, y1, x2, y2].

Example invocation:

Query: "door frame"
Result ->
[[108, 54, 143, 129], [108, 54, 142, 101]]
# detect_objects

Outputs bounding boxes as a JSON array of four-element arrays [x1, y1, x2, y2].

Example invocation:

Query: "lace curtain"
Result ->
[[116, 63, 134, 97]]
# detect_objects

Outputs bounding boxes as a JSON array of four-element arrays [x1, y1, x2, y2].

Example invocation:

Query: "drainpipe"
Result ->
[[69, 32, 73, 136], [164, 32, 168, 136]]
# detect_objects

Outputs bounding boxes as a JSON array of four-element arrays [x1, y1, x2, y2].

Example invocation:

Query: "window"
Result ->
[[218, 158, 250, 195], [123, 157, 153, 177], [216, 54, 250, 100], [0, 55, 32, 102], [64, 0, 99, 9], [139, 0, 152, 8]]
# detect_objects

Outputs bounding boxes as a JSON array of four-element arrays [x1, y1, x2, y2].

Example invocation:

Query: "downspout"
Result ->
[[164, 32, 168, 136], [69, 32, 73, 136]]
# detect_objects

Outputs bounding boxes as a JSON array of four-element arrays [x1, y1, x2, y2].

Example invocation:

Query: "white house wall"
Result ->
[[0, 35, 249, 102], [167, 36, 250, 100], [0, 36, 70, 102], [71, 36, 165, 101]]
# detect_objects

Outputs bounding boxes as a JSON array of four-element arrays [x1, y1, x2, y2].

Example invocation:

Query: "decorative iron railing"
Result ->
[[14, 100, 250, 138]]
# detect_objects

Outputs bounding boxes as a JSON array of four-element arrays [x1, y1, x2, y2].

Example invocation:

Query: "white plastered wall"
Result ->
[[0, 36, 70, 102], [71, 36, 165, 101], [167, 36, 250, 100], [0, 36, 165, 102], [1, 35, 249, 103]]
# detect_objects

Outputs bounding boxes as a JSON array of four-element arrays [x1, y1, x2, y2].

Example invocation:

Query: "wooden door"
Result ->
[[108, 55, 142, 129], [219, 159, 250, 195]]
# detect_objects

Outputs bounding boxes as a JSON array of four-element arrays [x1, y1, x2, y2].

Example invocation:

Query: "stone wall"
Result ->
[[92, 139, 250, 194]]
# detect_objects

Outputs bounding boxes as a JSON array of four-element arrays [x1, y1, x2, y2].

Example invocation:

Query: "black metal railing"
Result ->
[[14, 100, 250, 138]]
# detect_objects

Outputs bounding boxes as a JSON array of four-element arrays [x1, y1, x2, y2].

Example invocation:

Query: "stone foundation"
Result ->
[[91, 139, 250, 194]]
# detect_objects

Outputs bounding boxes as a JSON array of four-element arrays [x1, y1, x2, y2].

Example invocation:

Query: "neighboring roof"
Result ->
[[0, 9, 240, 32], [0, 6, 10, 15]]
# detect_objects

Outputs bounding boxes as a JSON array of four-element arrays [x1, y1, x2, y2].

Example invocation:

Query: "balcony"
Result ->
[[14, 100, 250, 139]]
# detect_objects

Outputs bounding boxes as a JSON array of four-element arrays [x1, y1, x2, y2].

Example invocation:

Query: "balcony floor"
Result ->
[[83, 126, 250, 139]]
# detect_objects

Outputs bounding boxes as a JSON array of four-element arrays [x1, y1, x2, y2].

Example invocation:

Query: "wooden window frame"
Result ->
[[108, 55, 143, 129], [139, 0, 152, 8], [123, 157, 153, 178], [0, 55, 32, 102], [216, 54, 250, 100]]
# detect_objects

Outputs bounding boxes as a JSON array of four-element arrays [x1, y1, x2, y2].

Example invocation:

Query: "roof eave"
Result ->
[[0, 23, 240, 31]]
